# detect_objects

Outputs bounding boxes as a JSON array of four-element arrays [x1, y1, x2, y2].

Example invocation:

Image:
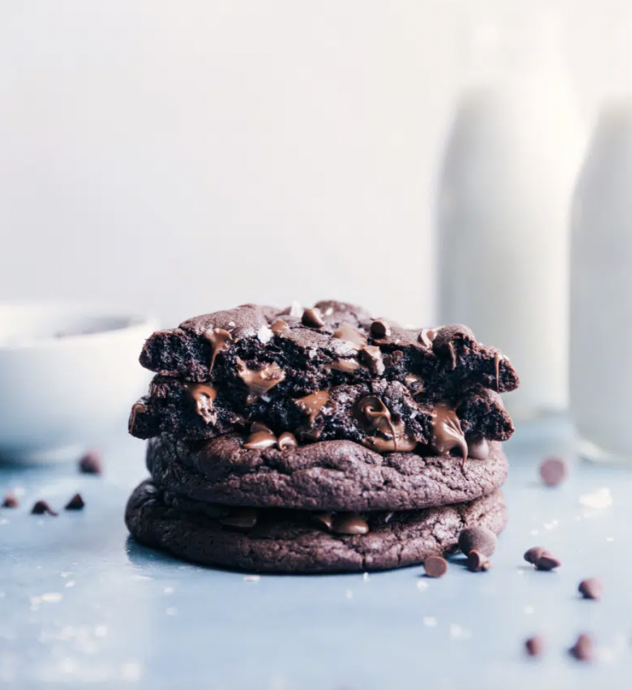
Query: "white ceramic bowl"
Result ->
[[0, 303, 158, 463]]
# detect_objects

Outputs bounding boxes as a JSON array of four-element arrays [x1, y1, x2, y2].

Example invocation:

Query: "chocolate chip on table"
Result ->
[[65, 493, 85, 511], [423, 556, 448, 578], [525, 635, 545, 657], [578, 578, 603, 600], [570, 634, 594, 662], [535, 551, 562, 571], [79, 451, 103, 475], [467, 550, 491, 572], [539, 456, 568, 487], [523, 546, 546, 565], [458, 526, 497, 557], [370, 319, 391, 339], [31, 500, 57, 516], [2, 493, 19, 508], [302, 307, 325, 328]]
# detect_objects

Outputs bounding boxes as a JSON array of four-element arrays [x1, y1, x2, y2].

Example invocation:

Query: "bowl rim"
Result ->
[[0, 300, 159, 352]]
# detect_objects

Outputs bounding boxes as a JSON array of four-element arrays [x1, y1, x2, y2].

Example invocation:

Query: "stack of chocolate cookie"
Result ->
[[125, 301, 519, 573]]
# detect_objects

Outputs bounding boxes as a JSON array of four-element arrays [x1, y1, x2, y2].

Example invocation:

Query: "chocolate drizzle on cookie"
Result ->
[[202, 328, 233, 375], [431, 403, 468, 465], [187, 383, 218, 424], [236, 359, 285, 404]]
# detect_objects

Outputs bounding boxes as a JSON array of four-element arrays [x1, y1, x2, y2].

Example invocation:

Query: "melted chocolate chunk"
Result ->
[[187, 383, 218, 424], [236, 359, 285, 404], [431, 404, 468, 465], [294, 390, 330, 425], [243, 429, 277, 450], [331, 513, 369, 535], [359, 345, 385, 375], [202, 328, 233, 375]]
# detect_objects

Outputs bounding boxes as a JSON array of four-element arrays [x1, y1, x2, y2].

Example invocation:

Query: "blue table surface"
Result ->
[[1, 418, 632, 690]]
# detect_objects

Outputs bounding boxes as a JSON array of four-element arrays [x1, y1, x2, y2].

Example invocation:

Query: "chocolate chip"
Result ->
[[65, 493, 85, 511], [578, 578, 603, 600], [570, 634, 594, 662], [359, 345, 385, 375], [467, 550, 491, 572], [270, 319, 289, 335], [525, 635, 545, 657], [2, 493, 19, 508], [331, 513, 369, 535], [243, 430, 277, 450], [458, 526, 497, 557], [424, 556, 448, 578], [370, 320, 391, 339], [535, 551, 561, 571], [312, 512, 333, 530], [277, 432, 298, 451], [302, 308, 325, 328], [524, 546, 546, 565], [539, 457, 568, 487], [79, 451, 102, 475], [31, 500, 57, 516], [220, 508, 258, 530]]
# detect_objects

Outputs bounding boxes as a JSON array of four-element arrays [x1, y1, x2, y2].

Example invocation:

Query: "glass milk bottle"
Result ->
[[437, 3, 585, 419], [571, 8, 632, 462]]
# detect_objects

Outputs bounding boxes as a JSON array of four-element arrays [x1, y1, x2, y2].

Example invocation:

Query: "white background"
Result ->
[[0, 0, 607, 326]]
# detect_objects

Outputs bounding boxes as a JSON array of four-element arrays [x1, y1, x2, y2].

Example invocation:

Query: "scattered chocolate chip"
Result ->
[[535, 551, 562, 571], [244, 430, 277, 450], [302, 308, 325, 328], [65, 493, 85, 511], [578, 578, 603, 600], [2, 493, 19, 508], [423, 556, 448, 578], [458, 526, 497, 557], [539, 456, 568, 487], [31, 500, 57, 516], [370, 320, 391, 339], [467, 550, 491, 572], [79, 451, 102, 475], [570, 634, 594, 662], [220, 508, 258, 530], [331, 513, 369, 535], [277, 431, 298, 451], [359, 345, 385, 375], [525, 635, 545, 657], [524, 546, 546, 565]]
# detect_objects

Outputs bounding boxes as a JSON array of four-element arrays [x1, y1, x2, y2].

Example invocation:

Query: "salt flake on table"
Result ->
[[579, 487, 612, 509]]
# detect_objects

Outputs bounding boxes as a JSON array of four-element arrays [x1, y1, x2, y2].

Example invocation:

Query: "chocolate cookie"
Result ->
[[130, 376, 514, 451], [146, 434, 509, 511], [138, 301, 519, 400], [125, 480, 507, 573]]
